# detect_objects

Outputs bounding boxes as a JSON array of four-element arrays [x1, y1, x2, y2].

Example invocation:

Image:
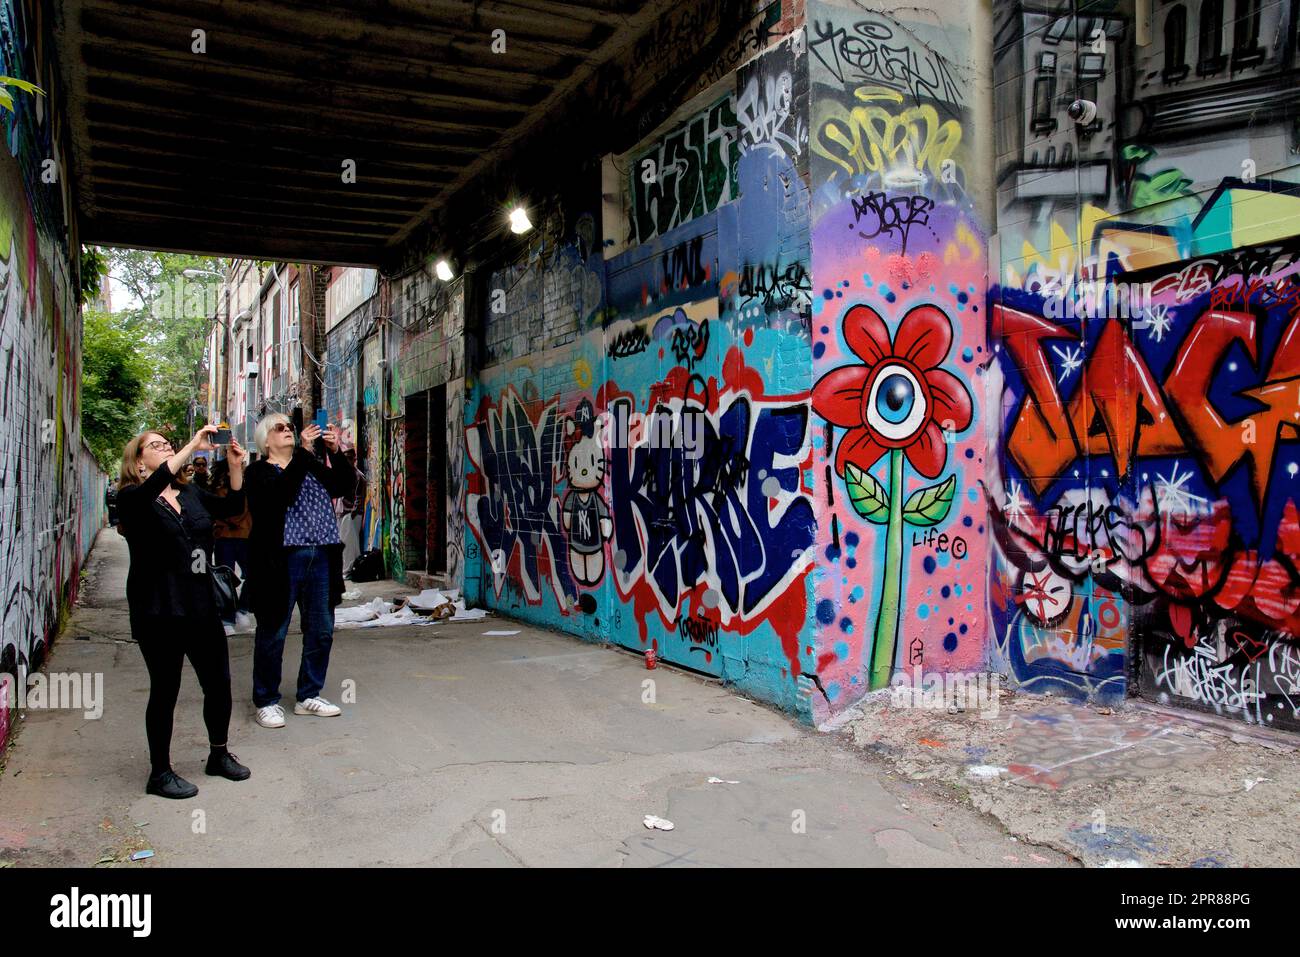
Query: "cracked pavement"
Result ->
[[0, 531, 1073, 867], [830, 686, 1300, 867]]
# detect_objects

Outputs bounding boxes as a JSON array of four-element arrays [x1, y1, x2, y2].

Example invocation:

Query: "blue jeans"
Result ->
[[252, 546, 334, 708]]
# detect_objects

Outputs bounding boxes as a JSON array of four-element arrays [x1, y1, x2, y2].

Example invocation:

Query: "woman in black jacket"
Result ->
[[244, 414, 358, 729], [116, 425, 253, 799]]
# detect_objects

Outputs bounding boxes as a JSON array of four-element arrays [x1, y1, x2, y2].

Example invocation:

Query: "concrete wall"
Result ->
[[805, 0, 993, 719], [396, 0, 1002, 723], [0, 0, 105, 752], [988, 0, 1300, 730], [461, 8, 822, 717]]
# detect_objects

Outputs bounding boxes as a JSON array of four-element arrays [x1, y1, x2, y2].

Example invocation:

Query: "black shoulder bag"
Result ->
[[209, 562, 242, 621]]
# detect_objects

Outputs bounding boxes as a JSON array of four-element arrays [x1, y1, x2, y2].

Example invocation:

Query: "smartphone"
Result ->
[[213, 428, 232, 445], [314, 409, 328, 430]]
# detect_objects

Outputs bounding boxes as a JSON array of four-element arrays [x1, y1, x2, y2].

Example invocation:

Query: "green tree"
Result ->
[[81, 307, 149, 471], [102, 248, 228, 442], [78, 245, 107, 306]]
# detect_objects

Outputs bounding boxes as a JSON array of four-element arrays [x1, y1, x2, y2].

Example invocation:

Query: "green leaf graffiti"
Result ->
[[902, 474, 956, 527], [844, 462, 890, 524]]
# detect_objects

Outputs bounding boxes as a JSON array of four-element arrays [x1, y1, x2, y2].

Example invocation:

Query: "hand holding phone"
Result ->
[[213, 428, 232, 445]]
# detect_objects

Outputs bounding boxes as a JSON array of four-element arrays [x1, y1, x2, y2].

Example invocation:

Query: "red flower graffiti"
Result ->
[[813, 304, 973, 478]]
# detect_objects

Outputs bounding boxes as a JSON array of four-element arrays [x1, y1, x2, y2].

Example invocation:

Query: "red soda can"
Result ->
[[645, 648, 657, 669]]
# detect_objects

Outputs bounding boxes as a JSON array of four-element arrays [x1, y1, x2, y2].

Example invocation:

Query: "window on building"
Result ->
[[1232, 0, 1264, 66], [1031, 75, 1057, 134], [1078, 52, 1105, 80], [1163, 6, 1189, 81], [1198, 0, 1226, 74]]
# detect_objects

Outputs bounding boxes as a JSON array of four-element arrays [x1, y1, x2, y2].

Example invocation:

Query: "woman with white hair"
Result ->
[[243, 413, 358, 729]]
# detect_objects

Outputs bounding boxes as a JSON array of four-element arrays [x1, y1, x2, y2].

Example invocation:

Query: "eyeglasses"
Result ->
[[271, 423, 293, 434], [144, 440, 174, 452]]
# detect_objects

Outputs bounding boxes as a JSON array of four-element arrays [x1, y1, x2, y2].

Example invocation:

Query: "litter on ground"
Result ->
[[334, 591, 488, 628]]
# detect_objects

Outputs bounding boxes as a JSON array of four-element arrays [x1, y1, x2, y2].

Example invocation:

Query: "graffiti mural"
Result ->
[[604, 346, 816, 644], [809, 0, 987, 717], [360, 334, 384, 556], [812, 303, 973, 689], [628, 95, 741, 247], [735, 33, 808, 161], [0, 0, 105, 753], [467, 385, 574, 608], [471, 21, 818, 712], [990, 239, 1300, 729], [446, 378, 466, 585], [990, 0, 1300, 728]]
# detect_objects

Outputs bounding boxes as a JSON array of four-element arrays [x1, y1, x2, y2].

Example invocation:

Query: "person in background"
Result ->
[[106, 478, 119, 527], [336, 446, 364, 574], [115, 425, 252, 799], [245, 413, 358, 729], [210, 458, 255, 635], [192, 455, 211, 490]]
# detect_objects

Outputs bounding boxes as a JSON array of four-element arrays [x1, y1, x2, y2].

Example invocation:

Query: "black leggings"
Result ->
[[132, 614, 233, 775]]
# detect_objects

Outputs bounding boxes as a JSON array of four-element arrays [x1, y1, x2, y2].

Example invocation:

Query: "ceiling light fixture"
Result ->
[[508, 206, 532, 234]]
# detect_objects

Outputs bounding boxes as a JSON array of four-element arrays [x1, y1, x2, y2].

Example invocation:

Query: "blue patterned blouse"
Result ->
[[277, 465, 342, 546]]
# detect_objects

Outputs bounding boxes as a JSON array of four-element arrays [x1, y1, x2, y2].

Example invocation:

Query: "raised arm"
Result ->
[[115, 459, 176, 522], [116, 426, 216, 520], [198, 437, 249, 519]]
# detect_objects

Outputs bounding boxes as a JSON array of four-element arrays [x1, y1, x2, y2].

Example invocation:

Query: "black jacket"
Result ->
[[116, 461, 247, 618], [244, 446, 358, 622]]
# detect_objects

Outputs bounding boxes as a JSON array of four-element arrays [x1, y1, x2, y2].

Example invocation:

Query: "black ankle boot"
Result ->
[[145, 769, 199, 799], [205, 748, 251, 781]]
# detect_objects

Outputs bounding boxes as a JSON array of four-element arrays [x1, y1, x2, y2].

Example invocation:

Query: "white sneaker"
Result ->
[[234, 612, 255, 633], [255, 704, 285, 729], [294, 696, 341, 717]]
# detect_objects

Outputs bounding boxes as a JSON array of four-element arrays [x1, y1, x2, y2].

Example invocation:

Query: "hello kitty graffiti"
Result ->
[[562, 399, 613, 587]]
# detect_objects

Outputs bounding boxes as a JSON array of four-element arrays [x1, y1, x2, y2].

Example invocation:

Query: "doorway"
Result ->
[[403, 384, 448, 577]]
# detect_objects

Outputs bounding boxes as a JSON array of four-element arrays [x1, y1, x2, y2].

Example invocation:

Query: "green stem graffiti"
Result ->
[[870, 447, 905, 690]]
